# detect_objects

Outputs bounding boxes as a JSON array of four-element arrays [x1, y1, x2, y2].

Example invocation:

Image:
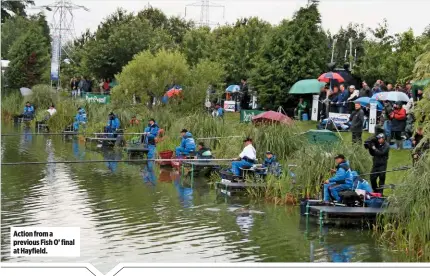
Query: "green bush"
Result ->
[[27, 84, 58, 110]]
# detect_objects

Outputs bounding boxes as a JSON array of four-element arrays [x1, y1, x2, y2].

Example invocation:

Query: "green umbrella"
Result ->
[[289, 79, 326, 95], [412, 78, 430, 89], [303, 129, 341, 144]]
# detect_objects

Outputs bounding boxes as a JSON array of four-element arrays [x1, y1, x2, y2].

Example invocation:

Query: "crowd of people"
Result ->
[[69, 76, 116, 98]]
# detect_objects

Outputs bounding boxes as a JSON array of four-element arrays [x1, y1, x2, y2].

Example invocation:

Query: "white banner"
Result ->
[[369, 101, 377, 134], [10, 227, 80, 257], [311, 95, 319, 121], [50, 35, 60, 81], [224, 100, 236, 112], [328, 112, 350, 124]]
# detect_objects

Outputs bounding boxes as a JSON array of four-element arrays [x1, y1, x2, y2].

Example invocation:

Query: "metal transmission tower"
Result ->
[[185, 0, 225, 27], [31, 0, 89, 88]]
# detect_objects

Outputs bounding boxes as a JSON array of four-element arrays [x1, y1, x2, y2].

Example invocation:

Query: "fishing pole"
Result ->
[[0, 132, 148, 136], [196, 136, 243, 140], [1, 158, 237, 166], [357, 165, 411, 176]]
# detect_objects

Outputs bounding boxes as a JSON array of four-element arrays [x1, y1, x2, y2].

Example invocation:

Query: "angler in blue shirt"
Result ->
[[175, 129, 196, 157], [143, 118, 159, 159], [22, 102, 35, 118], [105, 112, 120, 137], [73, 107, 87, 131], [323, 154, 353, 202]]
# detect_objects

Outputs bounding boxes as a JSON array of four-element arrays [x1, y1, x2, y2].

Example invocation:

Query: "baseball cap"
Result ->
[[376, 133, 385, 139], [266, 151, 272, 154], [334, 154, 345, 159], [349, 85, 355, 89]]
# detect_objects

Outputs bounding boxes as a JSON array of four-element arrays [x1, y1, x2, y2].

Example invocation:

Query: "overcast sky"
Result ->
[[30, 0, 430, 39]]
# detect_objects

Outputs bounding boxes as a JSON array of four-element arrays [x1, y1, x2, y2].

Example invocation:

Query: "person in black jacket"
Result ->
[[349, 102, 365, 144], [365, 133, 390, 195]]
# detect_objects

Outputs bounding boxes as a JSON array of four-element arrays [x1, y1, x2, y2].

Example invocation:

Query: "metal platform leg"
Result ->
[[319, 210, 324, 235]]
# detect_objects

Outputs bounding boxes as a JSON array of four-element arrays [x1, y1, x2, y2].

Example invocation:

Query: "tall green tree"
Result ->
[[355, 19, 396, 85], [82, 15, 174, 79], [252, 4, 329, 108], [182, 26, 214, 66], [5, 25, 50, 88], [1, 13, 50, 60], [212, 17, 271, 84], [1, 0, 34, 23]]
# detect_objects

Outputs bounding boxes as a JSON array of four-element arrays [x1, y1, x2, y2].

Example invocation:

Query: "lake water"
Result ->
[[1, 124, 394, 274]]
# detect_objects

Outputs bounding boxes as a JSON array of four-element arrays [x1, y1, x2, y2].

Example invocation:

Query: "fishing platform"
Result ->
[[215, 179, 266, 197], [301, 199, 384, 226], [125, 145, 149, 158]]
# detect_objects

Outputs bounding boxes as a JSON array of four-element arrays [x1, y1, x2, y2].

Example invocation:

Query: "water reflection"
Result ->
[[72, 139, 86, 160], [102, 149, 122, 173], [172, 171, 193, 208], [141, 161, 157, 185], [18, 127, 32, 153]]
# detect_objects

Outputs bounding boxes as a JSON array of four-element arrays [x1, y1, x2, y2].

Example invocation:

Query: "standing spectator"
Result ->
[[347, 86, 358, 112], [417, 89, 423, 101], [337, 84, 349, 114], [70, 77, 79, 98], [329, 86, 340, 113], [389, 101, 407, 150], [405, 82, 412, 98], [359, 81, 371, 98], [366, 133, 390, 195], [382, 101, 393, 142], [349, 102, 365, 144], [99, 78, 104, 94], [319, 86, 329, 120], [78, 76, 85, 97], [386, 83, 394, 91], [372, 83, 382, 96], [240, 77, 249, 110], [88, 77, 93, 92], [81, 76, 90, 96], [103, 78, 111, 94]]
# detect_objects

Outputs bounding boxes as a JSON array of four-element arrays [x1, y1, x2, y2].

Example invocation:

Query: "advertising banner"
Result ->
[[369, 101, 377, 134], [240, 109, 264, 123], [224, 100, 236, 112], [50, 35, 60, 81], [85, 94, 111, 104], [311, 95, 319, 121], [328, 112, 350, 124]]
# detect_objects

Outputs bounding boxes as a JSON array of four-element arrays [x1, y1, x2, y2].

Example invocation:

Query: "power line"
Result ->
[[30, 1, 89, 89], [185, 0, 225, 27]]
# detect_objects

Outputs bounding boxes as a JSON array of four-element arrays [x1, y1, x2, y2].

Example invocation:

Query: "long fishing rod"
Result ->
[[196, 136, 243, 140], [357, 165, 411, 176], [1, 158, 236, 166], [0, 132, 148, 136]]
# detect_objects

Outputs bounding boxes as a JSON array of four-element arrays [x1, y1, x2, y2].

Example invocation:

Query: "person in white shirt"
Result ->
[[231, 137, 257, 177], [47, 105, 57, 117]]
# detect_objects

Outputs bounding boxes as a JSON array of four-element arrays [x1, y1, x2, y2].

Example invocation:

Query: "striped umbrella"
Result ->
[[317, 72, 345, 83]]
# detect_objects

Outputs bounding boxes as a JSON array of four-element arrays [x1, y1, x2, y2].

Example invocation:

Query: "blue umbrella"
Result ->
[[226, 85, 240, 93], [354, 97, 383, 111], [371, 92, 409, 102]]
